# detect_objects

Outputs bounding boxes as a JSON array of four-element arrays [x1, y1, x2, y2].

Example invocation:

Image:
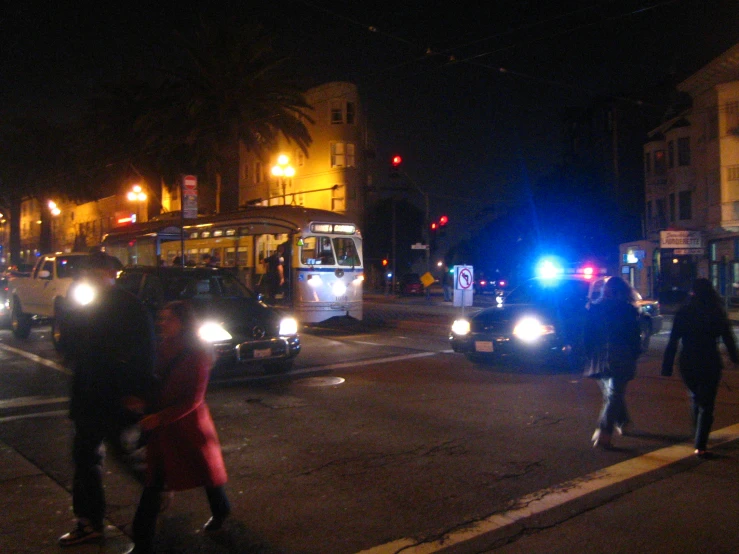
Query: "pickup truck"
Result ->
[[9, 252, 123, 349]]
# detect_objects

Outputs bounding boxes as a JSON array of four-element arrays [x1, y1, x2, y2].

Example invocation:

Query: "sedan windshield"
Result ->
[[506, 279, 590, 308]]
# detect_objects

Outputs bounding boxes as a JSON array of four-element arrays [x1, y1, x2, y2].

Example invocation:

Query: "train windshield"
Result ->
[[300, 236, 361, 267]]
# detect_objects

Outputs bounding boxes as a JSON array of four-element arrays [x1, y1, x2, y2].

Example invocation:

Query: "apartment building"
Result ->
[[622, 43, 739, 301]]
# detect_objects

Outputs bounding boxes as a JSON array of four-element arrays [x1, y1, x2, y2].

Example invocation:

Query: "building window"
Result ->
[[654, 150, 666, 176], [331, 185, 345, 212], [346, 102, 355, 124], [656, 198, 667, 227], [728, 165, 739, 181], [255, 162, 262, 184], [679, 190, 692, 220], [644, 152, 651, 176], [726, 100, 739, 134], [294, 149, 305, 167], [330, 100, 343, 124], [669, 193, 675, 222], [330, 142, 356, 168], [667, 140, 674, 168], [677, 137, 690, 166], [331, 142, 345, 167], [708, 107, 719, 140]]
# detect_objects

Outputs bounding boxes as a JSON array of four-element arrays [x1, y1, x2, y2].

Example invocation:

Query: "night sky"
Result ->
[[2, 1, 739, 227]]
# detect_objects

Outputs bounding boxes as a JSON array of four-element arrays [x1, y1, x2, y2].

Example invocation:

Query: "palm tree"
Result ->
[[137, 20, 314, 213]]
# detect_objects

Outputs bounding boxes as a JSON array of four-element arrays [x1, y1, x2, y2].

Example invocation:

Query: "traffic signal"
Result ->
[[382, 258, 388, 267], [439, 215, 448, 226], [389, 154, 402, 178], [430, 221, 438, 231]]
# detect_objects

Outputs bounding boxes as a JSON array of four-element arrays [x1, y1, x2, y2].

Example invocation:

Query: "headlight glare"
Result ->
[[198, 322, 232, 343], [307, 275, 322, 287], [72, 283, 96, 306], [279, 317, 299, 336], [332, 281, 347, 296], [512, 317, 554, 342], [451, 319, 470, 335]]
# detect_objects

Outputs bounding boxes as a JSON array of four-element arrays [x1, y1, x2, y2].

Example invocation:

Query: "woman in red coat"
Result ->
[[128, 300, 230, 554]]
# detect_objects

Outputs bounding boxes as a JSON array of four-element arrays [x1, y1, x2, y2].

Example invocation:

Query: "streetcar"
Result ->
[[101, 205, 363, 323]]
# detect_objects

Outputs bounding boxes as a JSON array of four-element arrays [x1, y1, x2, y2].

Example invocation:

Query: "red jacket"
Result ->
[[142, 345, 227, 491]]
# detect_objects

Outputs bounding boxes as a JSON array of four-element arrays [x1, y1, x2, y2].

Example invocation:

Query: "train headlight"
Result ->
[[279, 317, 299, 336], [71, 282, 96, 306], [307, 275, 322, 287], [512, 317, 554, 342], [353, 274, 364, 284], [199, 322, 232, 342], [332, 281, 347, 296], [451, 319, 470, 336]]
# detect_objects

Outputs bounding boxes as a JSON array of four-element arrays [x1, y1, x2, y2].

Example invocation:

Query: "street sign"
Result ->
[[411, 243, 429, 250], [453, 265, 474, 307], [420, 272, 435, 288]]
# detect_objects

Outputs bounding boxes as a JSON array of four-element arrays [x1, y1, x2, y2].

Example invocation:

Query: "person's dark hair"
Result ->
[[603, 276, 636, 304], [691, 278, 722, 306], [161, 300, 199, 342]]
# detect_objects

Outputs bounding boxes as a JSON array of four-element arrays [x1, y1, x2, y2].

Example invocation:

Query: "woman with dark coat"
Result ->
[[585, 276, 642, 449], [662, 278, 738, 457], [128, 300, 230, 554]]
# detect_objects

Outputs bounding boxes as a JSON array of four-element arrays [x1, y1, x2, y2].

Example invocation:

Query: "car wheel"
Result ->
[[640, 321, 651, 352], [264, 360, 294, 374], [11, 299, 31, 339], [51, 305, 68, 353]]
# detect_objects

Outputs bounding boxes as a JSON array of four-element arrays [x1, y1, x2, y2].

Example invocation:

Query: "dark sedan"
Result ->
[[449, 275, 661, 368], [117, 266, 300, 373]]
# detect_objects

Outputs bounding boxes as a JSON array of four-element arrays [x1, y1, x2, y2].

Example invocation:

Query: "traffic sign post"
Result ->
[[453, 265, 474, 307]]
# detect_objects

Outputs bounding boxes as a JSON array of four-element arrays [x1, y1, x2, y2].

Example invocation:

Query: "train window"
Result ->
[[300, 237, 317, 264], [334, 238, 360, 267]]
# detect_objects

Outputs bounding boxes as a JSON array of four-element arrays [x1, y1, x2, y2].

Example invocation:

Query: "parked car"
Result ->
[[397, 273, 424, 296], [116, 266, 300, 373], [449, 275, 662, 368]]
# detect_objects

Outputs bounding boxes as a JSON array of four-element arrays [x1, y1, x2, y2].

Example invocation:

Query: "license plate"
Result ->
[[254, 348, 272, 358], [475, 341, 494, 353]]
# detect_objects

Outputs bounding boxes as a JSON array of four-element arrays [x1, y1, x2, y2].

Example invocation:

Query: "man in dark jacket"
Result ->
[[662, 278, 738, 457], [59, 252, 156, 547]]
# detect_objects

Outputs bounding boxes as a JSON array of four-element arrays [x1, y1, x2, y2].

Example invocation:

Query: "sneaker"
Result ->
[[58, 521, 104, 547]]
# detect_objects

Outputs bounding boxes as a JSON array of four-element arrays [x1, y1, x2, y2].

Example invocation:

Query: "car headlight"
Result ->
[[198, 322, 232, 343], [279, 317, 299, 336], [71, 282, 96, 306], [332, 281, 347, 296], [451, 319, 470, 335], [512, 317, 555, 342], [307, 275, 323, 287]]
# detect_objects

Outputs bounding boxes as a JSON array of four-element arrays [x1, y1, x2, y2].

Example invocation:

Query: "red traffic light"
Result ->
[[382, 258, 388, 266], [430, 221, 438, 230], [439, 215, 448, 226], [391, 155, 402, 167]]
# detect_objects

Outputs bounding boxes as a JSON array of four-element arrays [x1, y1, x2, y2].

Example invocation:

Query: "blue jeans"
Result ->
[[597, 377, 630, 434]]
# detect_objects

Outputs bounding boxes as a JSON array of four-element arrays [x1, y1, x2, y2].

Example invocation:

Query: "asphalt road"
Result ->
[[1, 303, 738, 553]]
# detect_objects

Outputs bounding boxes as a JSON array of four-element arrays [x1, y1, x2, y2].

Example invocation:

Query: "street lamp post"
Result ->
[[127, 184, 147, 223], [271, 154, 295, 205], [48, 201, 61, 253]]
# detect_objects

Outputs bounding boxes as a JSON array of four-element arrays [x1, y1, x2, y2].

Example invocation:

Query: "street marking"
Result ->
[[0, 396, 68, 409], [0, 410, 68, 423], [212, 352, 438, 384], [0, 343, 71, 375], [356, 423, 739, 554]]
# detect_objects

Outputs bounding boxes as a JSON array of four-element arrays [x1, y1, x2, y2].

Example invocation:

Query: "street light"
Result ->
[[48, 201, 61, 252], [127, 184, 147, 223], [271, 154, 295, 205]]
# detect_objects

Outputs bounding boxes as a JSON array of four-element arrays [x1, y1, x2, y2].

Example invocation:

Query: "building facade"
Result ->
[[237, 82, 371, 230], [622, 43, 739, 301]]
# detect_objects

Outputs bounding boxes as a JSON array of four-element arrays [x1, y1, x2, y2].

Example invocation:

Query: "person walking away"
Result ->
[[59, 251, 156, 547], [128, 300, 230, 554], [662, 278, 739, 457], [584, 276, 641, 449], [262, 244, 285, 303]]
